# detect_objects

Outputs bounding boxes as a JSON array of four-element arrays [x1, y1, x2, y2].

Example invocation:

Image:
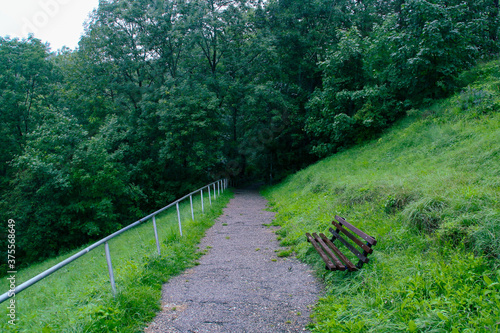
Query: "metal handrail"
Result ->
[[0, 179, 228, 303]]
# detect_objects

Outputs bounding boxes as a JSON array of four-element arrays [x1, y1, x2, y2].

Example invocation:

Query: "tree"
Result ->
[[305, 0, 496, 157], [0, 36, 55, 183], [79, 0, 192, 209], [158, 81, 224, 183], [6, 112, 86, 261], [2, 0, 498, 265]]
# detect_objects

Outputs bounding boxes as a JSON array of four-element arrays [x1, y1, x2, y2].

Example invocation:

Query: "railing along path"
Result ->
[[0, 179, 228, 303]]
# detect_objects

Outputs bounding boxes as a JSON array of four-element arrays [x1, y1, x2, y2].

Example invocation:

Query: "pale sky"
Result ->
[[0, 0, 100, 51]]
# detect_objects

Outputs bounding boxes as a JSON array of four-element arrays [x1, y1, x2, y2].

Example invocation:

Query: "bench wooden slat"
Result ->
[[306, 233, 336, 270], [335, 215, 377, 246], [313, 233, 346, 270], [319, 233, 356, 272], [329, 227, 369, 264], [331, 220, 373, 254], [307, 216, 376, 271]]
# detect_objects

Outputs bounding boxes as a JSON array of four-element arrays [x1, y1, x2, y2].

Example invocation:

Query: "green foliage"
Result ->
[[403, 197, 448, 233], [3, 113, 143, 263], [277, 249, 293, 258], [0, 190, 232, 332], [1, 0, 500, 276], [470, 212, 500, 260], [305, 0, 499, 157], [0, 36, 56, 183], [311, 253, 500, 333], [158, 81, 224, 176], [263, 59, 500, 332], [1, 5, 499, 332], [7, 112, 87, 261], [384, 190, 417, 215]]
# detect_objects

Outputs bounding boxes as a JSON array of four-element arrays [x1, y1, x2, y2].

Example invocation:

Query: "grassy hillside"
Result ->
[[263, 59, 500, 332], [1, 190, 232, 332]]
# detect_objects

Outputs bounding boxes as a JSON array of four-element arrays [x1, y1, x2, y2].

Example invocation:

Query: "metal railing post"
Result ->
[[104, 242, 117, 297], [176, 202, 183, 236], [0, 179, 224, 304], [152, 216, 161, 255], [201, 189, 204, 213], [208, 185, 212, 205], [190, 195, 194, 221], [218, 181, 220, 196]]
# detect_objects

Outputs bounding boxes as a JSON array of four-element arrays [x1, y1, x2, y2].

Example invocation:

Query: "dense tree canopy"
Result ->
[[1, 0, 498, 265]]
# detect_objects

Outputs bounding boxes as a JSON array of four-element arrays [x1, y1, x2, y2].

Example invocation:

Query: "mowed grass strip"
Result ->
[[1, 189, 233, 332], [263, 59, 500, 332]]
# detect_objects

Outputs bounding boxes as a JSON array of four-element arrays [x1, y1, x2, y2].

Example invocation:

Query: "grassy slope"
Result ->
[[263, 60, 500, 332], [2, 189, 233, 332]]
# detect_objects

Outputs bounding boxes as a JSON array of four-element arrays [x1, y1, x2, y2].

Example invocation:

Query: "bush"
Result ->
[[403, 197, 448, 233], [384, 190, 417, 214], [436, 217, 470, 245], [469, 212, 500, 260]]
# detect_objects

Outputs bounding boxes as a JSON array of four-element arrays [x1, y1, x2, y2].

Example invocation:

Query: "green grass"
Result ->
[[263, 59, 500, 332], [1, 189, 233, 332]]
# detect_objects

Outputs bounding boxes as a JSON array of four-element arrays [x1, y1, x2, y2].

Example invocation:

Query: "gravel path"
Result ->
[[145, 188, 322, 333]]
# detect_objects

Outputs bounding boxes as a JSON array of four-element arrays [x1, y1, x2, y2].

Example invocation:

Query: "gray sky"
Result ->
[[0, 0, 99, 51]]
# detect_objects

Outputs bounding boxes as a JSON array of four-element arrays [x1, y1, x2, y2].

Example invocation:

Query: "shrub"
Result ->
[[436, 217, 470, 245], [457, 87, 499, 117], [403, 197, 448, 232], [384, 190, 417, 214], [338, 186, 383, 207], [469, 212, 500, 260]]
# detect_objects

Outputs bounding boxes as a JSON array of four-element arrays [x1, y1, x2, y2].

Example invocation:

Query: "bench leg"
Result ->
[[356, 241, 374, 269]]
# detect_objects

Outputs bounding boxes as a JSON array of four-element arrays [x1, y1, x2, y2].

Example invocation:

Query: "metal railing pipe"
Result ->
[[0, 179, 226, 303]]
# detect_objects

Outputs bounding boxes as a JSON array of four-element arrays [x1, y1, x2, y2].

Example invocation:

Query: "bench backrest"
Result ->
[[329, 215, 377, 269]]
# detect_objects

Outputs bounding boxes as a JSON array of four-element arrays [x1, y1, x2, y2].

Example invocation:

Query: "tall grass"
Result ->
[[263, 59, 500, 332], [1, 189, 233, 332]]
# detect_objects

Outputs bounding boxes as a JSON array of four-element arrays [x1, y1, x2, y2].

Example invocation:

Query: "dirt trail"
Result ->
[[145, 189, 321, 333]]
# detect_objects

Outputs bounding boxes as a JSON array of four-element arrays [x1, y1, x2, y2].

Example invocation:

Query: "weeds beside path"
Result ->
[[146, 188, 321, 333]]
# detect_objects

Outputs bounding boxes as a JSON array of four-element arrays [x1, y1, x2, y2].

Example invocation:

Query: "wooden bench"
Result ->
[[306, 215, 377, 271]]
